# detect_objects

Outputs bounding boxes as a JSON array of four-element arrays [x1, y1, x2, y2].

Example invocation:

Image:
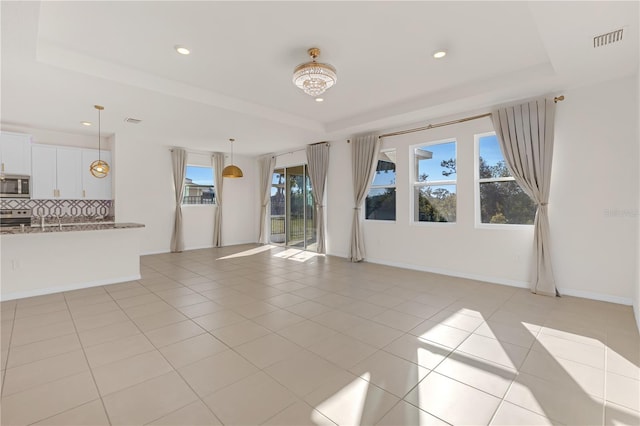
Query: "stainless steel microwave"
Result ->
[[0, 175, 30, 198]]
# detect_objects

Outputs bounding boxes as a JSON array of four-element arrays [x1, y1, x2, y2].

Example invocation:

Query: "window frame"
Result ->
[[474, 131, 533, 229], [365, 148, 397, 222], [409, 138, 458, 225], [182, 164, 216, 206]]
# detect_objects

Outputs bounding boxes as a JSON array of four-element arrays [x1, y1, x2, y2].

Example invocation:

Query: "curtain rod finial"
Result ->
[[554, 95, 565, 103]]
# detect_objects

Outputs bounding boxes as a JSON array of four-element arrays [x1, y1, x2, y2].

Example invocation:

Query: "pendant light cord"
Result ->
[[98, 107, 101, 162], [230, 138, 235, 165]]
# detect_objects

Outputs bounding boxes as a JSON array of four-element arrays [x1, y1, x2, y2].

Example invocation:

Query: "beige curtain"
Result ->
[[258, 154, 276, 244], [170, 148, 187, 252], [491, 97, 557, 296], [212, 153, 224, 247], [349, 133, 381, 262], [306, 143, 330, 254]]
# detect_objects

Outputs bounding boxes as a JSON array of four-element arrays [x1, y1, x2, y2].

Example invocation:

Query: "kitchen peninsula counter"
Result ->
[[1, 222, 144, 235], [1, 223, 145, 300]]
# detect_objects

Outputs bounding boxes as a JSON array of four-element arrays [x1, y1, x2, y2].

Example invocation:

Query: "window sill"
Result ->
[[475, 223, 533, 230], [410, 221, 457, 227]]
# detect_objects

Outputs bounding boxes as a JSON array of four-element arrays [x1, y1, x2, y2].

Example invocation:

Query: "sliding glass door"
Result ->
[[270, 165, 316, 251]]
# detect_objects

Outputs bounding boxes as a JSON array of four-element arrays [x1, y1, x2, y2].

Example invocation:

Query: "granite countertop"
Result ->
[[0, 222, 145, 235]]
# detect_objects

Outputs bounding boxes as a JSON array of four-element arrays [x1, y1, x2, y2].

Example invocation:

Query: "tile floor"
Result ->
[[1, 244, 639, 425]]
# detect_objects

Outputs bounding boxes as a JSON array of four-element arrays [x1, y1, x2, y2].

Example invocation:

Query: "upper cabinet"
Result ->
[[0, 131, 32, 175], [31, 145, 82, 199], [31, 145, 113, 200], [81, 149, 112, 200], [31, 145, 57, 199]]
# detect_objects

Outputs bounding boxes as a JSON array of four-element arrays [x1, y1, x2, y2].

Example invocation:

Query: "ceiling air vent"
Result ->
[[124, 117, 142, 124], [593, 28, 624, 48]]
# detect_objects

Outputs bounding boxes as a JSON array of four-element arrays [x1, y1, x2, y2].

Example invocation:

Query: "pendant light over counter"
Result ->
[[222, 138, 243, 178], [89, 105, 110, 178]]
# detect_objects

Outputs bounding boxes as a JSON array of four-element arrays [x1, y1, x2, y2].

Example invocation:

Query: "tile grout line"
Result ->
[[603, 341, 608, 425], [1, 301, 18, 398], [104, 277, 227, 426], [5, 247, 635, 425], [29, 290, 116, 426], [155, 261, 392, 424]]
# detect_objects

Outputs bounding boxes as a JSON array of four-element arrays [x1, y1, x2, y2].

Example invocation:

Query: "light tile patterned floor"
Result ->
[[1, 244, 639, 425]]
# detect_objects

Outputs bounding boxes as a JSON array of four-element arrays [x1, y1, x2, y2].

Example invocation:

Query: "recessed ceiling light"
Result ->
[[175, 45, 190, 55], [81, 121, 92, 126], [433, 50, 447, 59], [315, 98, 324, 102]]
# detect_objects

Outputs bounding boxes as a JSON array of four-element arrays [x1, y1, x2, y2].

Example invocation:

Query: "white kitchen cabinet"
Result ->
[[81, 149, 112, 200], [31, 145, 57, 199], [31, 145, 82, 199], [56, 148, 82, 199], [0, 131, 32, 175]]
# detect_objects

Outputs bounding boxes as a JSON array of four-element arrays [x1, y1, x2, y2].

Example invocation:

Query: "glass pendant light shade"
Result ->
[[90, 105, 110, 178], [293, 48, 337, 97], [222, 138, 243, 178], [90, 159, 110, 178]]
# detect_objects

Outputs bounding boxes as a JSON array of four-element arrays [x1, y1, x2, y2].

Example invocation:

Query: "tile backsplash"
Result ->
[[0, 199, 113, 221]]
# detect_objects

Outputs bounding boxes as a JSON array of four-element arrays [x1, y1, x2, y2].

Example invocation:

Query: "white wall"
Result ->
[[1, 228, 142, 301], [113, 136, 258, 254], [552, 76, 638, 304], [113, 135, 174, 254], [326, 75, 639, 305], [326, 142, 353, 258], [326, 118, 534, 287], [635, 70, 640, 331], [0, 124, 111, 150], [220, 154, 258, 247]]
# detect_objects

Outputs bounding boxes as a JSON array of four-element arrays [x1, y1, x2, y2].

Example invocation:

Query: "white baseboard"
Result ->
[[558, 287, 632, 306], [0, 274, 142, 301], [327, 250, 349, 259], [141, 249, 170, 256], [141, 241, 259, 257], [364, 257, 633, 306], [184, 244, 215, 251], [223, 239, 260, 247], [365, 257, 530, 289]]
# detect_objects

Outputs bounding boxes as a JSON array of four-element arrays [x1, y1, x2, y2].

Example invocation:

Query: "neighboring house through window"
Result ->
[[183, 165, 215, 205]]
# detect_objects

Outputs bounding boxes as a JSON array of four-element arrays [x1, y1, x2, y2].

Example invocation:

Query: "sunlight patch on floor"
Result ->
[[216, 245, 275, 260], [312, 373, 371, 425], [273, 248, 323, 262]]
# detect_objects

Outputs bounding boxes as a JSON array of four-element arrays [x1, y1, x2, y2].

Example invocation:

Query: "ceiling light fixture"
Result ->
[[293, 48, 337, 97], [315, 98, 324, 103], [89, 105, 110, 178], [222, 138, 243, 178], [175, 45, 190, 55], [433, 50, 447, 59], [81, 121, 92, 126]]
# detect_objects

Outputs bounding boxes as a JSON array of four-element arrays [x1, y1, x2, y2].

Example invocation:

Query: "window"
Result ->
[[183, 165, 215, 205], [366, 149, 396, 221], [412, 140, 457, 223], [476, 133, 535, 224]]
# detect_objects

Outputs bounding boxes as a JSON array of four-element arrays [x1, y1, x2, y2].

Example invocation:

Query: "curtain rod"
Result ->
[[273, 141, 330, 158], [169, 147, 218, 156], [378, 95, 565, 140]]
